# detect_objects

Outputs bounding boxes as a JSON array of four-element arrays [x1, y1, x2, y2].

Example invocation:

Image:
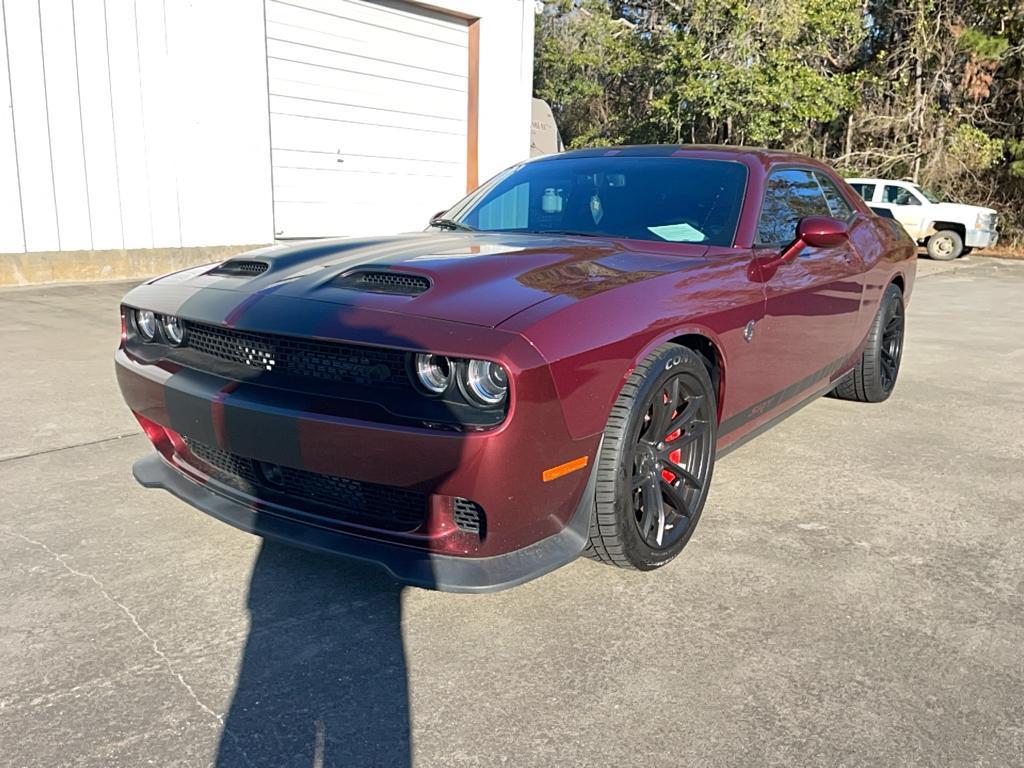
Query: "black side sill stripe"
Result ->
[[719, 353, 853, 436]]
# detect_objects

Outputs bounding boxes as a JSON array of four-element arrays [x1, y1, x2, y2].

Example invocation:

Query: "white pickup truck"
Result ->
[[846, 177, 999, 260]]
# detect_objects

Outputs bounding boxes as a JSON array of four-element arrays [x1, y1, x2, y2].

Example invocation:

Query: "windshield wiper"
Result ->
[[429, 217, 476, 232], [527, 229, 603, 238]]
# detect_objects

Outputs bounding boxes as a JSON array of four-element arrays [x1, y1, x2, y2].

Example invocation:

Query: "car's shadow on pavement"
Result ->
[[215, 540, 410, 767]]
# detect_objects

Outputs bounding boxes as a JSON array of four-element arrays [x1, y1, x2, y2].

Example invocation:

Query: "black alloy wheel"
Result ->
[[879, 295, 904, 393], [630, 373, 714, 550], [830, 282, 905, 403], [587, 344, 718, 570]]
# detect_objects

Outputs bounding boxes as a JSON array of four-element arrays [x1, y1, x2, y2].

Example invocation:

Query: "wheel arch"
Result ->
[[928, 221, 967, 240], [668, 333, 724, 422], [611, 327, 727, 428]]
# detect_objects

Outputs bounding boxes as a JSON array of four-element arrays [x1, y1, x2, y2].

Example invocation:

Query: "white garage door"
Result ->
[[265, 0, 470, 238]]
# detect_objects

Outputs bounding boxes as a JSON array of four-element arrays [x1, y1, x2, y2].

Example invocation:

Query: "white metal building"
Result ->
[[0, 0, 535, 284]]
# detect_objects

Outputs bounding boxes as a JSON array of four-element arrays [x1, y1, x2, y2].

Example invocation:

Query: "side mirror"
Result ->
[[429, 210, 447, 225], [750, 216, 850, 282], [780, 216, 848, 261], [799, 216, 849, 248]]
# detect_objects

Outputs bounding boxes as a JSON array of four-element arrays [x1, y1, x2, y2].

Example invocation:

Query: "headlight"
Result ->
[[414, 353, 453, 394], [461, 359, 509, 406], [162, 315, 186, 346], [135, 309, 157, 341]]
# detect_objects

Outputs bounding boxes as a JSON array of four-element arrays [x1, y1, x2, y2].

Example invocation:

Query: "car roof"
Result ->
[[531, 144, 829, 167], [846, 178, 917, 185]]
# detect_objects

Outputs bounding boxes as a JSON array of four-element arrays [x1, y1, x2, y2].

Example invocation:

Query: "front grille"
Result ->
[[334, 270, 431, 296], [452, 497, 485, 537], [210, 259, 269, 276], [189, 440, 259, 484], [183, 322, 410, 388], [185, 438, 427, 531]]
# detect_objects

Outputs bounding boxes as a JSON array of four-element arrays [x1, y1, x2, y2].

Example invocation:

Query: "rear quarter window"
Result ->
[[815, 172, 854, 220]]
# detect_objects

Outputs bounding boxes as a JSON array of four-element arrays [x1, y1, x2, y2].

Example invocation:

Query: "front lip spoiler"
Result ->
[[132, 448, 598, 593]]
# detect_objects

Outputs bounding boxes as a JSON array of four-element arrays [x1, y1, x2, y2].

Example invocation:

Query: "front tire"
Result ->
[[831, 283, 905, 403], [927, 229, 964, 260], [586, 344, 717, 570]]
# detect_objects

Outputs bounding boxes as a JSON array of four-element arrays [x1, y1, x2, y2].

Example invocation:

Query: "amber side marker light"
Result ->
[[542, 456, 589, 483]]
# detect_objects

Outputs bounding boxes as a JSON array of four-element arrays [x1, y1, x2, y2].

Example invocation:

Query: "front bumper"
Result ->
[[133, 449, 596, 592], [966, 229, 998, 249], [116, 309, 601, 588]]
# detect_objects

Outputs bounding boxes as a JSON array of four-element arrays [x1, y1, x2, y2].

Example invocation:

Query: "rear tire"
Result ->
[[585, 344, 717, 570], [927, 229, 963, 260], [831, 283, 905, 403]]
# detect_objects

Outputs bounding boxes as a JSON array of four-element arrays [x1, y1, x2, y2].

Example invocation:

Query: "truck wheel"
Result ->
[[831, 283, 905, 403], [585, 344, 717, 570], [927, 230, 963, 260]]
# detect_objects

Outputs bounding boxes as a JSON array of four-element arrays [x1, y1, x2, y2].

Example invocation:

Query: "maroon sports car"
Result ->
[[116, 146, 915, 591]]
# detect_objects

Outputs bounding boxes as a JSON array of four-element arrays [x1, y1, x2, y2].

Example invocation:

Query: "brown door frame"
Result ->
[[466, 18, 480, 193]]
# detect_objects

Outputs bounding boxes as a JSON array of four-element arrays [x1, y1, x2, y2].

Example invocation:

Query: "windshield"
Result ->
[[915, 185, 943, 203], [444, 157, 748, 246]]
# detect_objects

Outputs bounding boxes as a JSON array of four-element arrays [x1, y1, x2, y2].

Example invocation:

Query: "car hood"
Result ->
[[154, 232, 707, 328], [928, 202, 997, 218]]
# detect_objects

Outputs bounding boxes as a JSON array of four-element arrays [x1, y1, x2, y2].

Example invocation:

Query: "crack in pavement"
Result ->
[[0, 529, 255, 768], [0, 432, 140, 465]]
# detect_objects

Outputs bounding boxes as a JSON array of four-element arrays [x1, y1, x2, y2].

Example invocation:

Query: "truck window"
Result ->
[[883, 186, 921, 206], [849, 182, 875, 202]]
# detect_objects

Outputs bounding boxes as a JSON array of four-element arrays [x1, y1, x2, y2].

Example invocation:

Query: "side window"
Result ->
[[883, 185, 920, 206], [815, 172, 854, 220], [849, 182, 875, 202], [757, 168, 831, 244]]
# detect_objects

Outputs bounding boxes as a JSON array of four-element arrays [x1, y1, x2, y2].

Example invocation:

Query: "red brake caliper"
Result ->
[[662, 421, 682, 483]]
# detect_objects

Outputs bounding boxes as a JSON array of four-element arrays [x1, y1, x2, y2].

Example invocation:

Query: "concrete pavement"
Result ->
[[1, 256, 1022, 767]]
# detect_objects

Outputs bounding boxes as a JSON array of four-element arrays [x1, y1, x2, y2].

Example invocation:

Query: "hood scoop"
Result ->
[[333, 269, 431, 296], [209, 259, 270, 277]]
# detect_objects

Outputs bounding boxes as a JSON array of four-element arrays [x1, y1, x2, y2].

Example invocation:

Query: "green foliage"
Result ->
[[949, 124, 1005, 171], [957, 27, 1008, 60], [535, 0, 866, 147], [1007, 139, 1024, 179]]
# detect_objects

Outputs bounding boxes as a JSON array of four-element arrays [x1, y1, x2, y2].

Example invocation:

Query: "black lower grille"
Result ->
[[185, 439, 426, 531], [452, 498, 485, 537], [182, 321, 410, 388], [189, 441, 259, 484]]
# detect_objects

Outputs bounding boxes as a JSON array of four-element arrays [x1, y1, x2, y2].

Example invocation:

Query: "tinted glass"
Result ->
[[849, 182, 875, 201], [450, 157, 748, 246], [757, 168, 831, 244], [883, 185, 920, 205], [815, 172, 854, 219]]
